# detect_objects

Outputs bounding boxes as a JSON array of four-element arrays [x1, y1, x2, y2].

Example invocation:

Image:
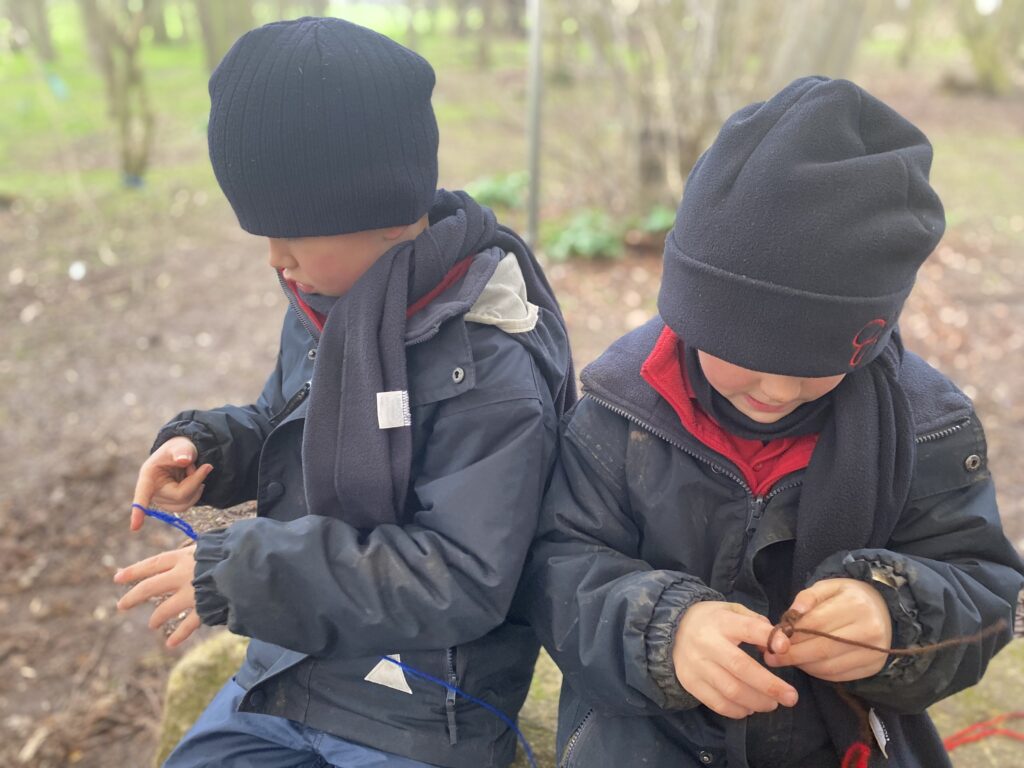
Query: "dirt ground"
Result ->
[[1, 79, 1023, 766]]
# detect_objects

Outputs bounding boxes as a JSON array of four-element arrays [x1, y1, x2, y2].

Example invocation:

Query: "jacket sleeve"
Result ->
[[151, 327, 289, 509], [192, 333, 558, 656], [808, 415, 1024, 714], [516, 397, 724, 716]]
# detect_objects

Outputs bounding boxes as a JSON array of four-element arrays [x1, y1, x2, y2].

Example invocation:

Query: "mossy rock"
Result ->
[[929, 639, 1024, 767], [154, 631, 249, 766], [512, 650, 561, 768], [153, 632, 561, 767], [156, 635, 1021, 768]]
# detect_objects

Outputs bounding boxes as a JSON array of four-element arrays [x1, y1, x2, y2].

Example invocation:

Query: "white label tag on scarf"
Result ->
[[377, 391, 411, 429], [869, 708, 890, 758]]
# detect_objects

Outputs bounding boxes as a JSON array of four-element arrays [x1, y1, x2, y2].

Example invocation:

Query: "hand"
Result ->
[[764, 578, 893, 682], [114, 545, 201, 648], [673, 601, 799, 719], [131, 436, 213, 530]]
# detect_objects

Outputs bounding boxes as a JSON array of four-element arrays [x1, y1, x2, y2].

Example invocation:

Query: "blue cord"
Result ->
[[380, 655, 538, 768], [132, 503, 198, 540], [134, 504, 538, 766]]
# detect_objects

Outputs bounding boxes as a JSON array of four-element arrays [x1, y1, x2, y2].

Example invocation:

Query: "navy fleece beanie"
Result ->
[[658, 76, 945, 377], [208, 17, 439, 238]]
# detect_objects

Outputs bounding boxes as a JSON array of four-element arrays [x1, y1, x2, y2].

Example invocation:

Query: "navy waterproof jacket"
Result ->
[[154, 253, 571, 768], [516, 318, 1024, 768]]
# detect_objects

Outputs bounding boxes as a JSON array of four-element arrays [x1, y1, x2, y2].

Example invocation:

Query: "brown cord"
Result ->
[[767, 609, 1007, 658], [765, 610, 1009, 760]]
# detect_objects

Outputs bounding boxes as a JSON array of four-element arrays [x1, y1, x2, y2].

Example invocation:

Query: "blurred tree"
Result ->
[[897, 0, 930, 69], [558, 0, 870, 211], [194, 0, 253, 72], [145, 0, 170, 44], [498, 0, 524, 37], [448, 0, 498, 69], [77, 0, 154, 186], [4, 0, 56, 61], [955, 0, 1024, 94], [274, 0, 330, 18]]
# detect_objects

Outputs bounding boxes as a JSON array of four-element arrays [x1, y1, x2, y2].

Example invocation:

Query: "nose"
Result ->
[[267, 239, 296, 271], [759, 373, 802, 403]]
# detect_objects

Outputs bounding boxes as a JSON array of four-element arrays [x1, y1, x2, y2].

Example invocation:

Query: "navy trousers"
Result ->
[[163, 678, 438, 768]]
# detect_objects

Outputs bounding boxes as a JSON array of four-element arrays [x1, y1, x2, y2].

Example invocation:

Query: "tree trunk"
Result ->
[[956, 0, 1017, 95], [75, 0, 156, 185], [194, 0, 254, 73], [476, 0, 493, 70], [145, 0, 170, 44], [7, 0, 56, 60]]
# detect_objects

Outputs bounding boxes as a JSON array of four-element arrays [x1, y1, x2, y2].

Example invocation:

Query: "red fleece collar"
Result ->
[[640, 325, 818, 496], [282, 257, 475, 333]]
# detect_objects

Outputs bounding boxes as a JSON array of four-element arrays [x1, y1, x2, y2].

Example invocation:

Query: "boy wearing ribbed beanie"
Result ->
[[114, 17, 575, 768], [518, 77, 1024, 767]]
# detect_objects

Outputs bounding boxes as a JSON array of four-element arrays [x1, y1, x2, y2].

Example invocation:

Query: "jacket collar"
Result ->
[[582, 316, 975, 450]]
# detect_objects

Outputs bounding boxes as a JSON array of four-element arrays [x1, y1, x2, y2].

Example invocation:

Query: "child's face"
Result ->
[[697, 350, 846, 424], [267, 222, 419, 297]]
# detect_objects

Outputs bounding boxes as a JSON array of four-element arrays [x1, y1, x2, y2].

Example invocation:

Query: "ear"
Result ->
[[381, 225, 410, 242]]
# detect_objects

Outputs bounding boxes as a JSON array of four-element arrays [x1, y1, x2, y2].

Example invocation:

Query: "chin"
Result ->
[[735, 405, 792, 424]]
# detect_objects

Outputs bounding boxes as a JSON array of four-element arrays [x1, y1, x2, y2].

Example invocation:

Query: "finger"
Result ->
[[131, 475, 157, 531], [167, 610, 202, 649], [117, 570, 181, 611], [789, 579, 844, 617], [719, 611, 776, 649], [706, 663, 785, 713], [766, 633, 866, 669], [685, 677, 756, 720], [767, 626, 792, 656], [174, 463, 213, 499], [114, 549, 179, 585], [719, 646, 798, 706], [802, 657, 888, 683], [148, 591, 194, 629]]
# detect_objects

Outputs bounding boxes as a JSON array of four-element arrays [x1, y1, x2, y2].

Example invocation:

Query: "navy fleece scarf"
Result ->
[[683, 338, 917, 596], [298, 190, 574, 529]]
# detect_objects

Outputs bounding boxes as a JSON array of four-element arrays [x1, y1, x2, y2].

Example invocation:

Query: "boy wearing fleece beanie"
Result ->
[[113, 17, 574, 768], [517, 76, 1024, 767]]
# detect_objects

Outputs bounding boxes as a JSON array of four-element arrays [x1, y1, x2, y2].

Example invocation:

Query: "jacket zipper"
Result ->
[[586, 394, 799, 537], [559, 708, 594, 768], [445, 647, 458, 746], [268, 381, 311, 428], [915, 418, 969, 444], [585, 394, 751, 494]]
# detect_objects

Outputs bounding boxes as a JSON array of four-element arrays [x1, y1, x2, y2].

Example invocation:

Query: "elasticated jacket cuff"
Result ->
[[153, 416, 222, 468], [645, 578, 725, 710], [809, 551, 926, 682], [192, 529, 231, 626]]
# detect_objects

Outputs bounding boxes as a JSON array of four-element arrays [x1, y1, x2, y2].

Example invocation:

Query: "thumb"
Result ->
[[173, 450, 196, 465]]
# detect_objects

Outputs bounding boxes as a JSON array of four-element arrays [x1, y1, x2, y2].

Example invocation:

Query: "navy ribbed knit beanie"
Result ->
[[658, 76, 945, 377], [208, 17, 439, 237]]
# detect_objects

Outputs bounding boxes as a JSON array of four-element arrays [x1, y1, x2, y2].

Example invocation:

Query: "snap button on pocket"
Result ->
[[265, 481, 284, 500], [699, 751, 714, 765], [307, 349, 317, 360], [964, 454, 982, 472], [451, 367, 465, 384]]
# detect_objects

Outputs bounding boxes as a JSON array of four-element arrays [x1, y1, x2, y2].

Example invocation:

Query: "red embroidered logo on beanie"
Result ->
[[850, 319, 887, 367]]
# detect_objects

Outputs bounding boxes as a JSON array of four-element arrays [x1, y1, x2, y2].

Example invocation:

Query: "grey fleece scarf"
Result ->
[[293, 190, 574, 530]]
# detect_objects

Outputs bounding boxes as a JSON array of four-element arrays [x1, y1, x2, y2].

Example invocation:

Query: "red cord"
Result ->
[[944, 712, 1024, 751], [841, 741, 871, 768]]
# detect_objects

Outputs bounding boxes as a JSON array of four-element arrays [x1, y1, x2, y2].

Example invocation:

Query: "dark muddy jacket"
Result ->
[[154, 253, 570, 768], [516, 318, 1024, 768]]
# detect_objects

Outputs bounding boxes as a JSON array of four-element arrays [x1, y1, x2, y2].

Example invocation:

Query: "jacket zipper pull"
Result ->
[[445, 648, 458, 745], [746, 496, 767, 534]]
